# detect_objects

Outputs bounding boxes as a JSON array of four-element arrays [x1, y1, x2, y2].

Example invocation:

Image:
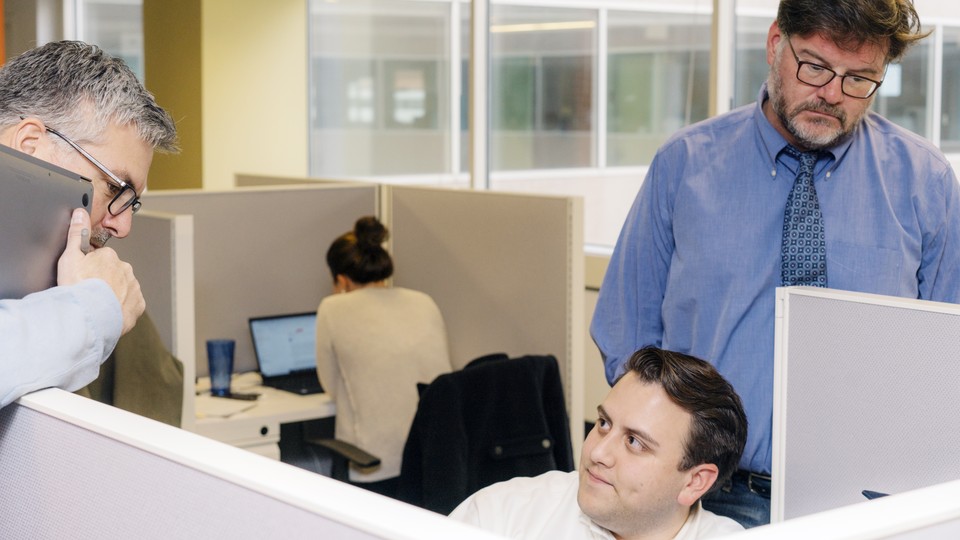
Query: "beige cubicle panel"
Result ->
[[387, 185, 585, 446], [234, 173, 360, 187], [142, 184, 379, 376], [113, 211, 196, 430]]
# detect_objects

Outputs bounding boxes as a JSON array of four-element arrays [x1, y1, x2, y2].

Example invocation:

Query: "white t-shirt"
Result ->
[[450, 470, 743, 540]]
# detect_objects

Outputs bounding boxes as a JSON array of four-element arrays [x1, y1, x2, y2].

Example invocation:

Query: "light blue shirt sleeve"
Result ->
[[0, 279, 122, 407], [916, 163, 960, 302], [591, 151, 675, 385]]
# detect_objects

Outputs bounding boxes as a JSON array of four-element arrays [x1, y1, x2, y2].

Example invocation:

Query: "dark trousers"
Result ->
[[702, 471, 771, 528]]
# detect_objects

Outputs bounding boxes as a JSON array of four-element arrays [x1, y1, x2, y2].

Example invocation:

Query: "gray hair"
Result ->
[[0, 40, 177, 152]]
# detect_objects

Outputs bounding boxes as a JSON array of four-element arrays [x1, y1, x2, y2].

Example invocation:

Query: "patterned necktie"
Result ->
[[781, 145, 827, 287]]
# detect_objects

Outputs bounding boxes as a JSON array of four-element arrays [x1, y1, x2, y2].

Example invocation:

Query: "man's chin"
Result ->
[[790, 123, 844, 150]]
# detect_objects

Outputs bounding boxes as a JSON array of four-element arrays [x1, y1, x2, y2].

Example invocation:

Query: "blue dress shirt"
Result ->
[[591, 85, 960, 474]]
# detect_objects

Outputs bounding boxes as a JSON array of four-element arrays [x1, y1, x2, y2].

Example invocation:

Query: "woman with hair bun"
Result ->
[[315, 216, 452, 497]]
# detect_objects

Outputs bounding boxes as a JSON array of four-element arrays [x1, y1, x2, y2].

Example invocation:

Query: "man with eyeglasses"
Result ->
[[592, 0, 960, 529], [0, 41, 177, 408]]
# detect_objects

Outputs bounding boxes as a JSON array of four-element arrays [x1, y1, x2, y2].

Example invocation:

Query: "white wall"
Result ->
[[201, 0, 309, 189]]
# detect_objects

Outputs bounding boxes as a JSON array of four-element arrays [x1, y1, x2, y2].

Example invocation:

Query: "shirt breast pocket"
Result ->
[[827, 242, 904, 296]]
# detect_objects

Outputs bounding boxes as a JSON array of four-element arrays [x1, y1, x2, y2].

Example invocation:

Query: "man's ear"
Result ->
[[766, 21, 782, 67], [7, 117, 47, 157], [677, 463, 719, 507]]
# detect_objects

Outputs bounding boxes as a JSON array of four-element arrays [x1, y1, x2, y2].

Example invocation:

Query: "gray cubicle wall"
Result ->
[[388, 186, 585, 444], [112, 211, 196, 429], [0, 389, 504, 539], [734, 477, 960, 539], [772, 287, 960, 522], [143, 184, 378, 375]]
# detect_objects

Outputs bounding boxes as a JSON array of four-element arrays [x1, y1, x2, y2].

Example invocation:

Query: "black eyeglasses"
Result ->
[[43, 123, 142, 216], [787, 38, 884, 99]]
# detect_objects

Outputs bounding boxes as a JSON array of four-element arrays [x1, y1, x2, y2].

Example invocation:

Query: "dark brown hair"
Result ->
[[776, 0, 929, 63], [619, 347, 747, 494], [326, 216, 393, 284]]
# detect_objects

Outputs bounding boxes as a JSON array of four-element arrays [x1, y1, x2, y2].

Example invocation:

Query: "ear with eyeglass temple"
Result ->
[[18, 115, 142, 216]]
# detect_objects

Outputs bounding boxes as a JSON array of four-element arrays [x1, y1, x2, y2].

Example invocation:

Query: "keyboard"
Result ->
[[262, 371, 324, 395]]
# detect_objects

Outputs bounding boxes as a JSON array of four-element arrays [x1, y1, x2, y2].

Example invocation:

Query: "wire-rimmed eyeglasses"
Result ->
[[38, 120, 141, 216], [787, 38, 884, 99]]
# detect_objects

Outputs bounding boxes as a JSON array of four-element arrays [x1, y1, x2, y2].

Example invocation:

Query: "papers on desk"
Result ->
[[196, 394, 258, 419]]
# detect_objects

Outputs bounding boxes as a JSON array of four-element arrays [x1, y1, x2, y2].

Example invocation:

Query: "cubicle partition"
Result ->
[[113, 211, 196, 430], [5, 388, 959, 539], [142, 184, 379, 375], [772, 287, 960, 521], [388, 185, 585, 445], [731, 478, 960, 539], [0, 389, 503, 539], [132, 182, 583, 451], [235, 173, 360, 187]]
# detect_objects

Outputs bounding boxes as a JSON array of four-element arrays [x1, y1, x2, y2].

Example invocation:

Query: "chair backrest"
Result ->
[[77, 311, 185, 428], [397, 354, 574, 515]]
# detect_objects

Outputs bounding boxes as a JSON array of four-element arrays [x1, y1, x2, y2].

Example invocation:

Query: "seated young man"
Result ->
[[450, 347, 747, 540]]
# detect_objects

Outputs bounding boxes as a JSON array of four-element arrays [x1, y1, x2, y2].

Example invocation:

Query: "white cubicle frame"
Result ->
[[724, 478, 960, 539], [7, 387, 960, 538], [772, 286, 960, 522], [0, 389, 505, 539]]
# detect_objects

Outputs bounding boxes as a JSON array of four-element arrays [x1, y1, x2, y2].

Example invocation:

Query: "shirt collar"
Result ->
[[672, 502, 705, 540], [753, 82, 855, 176], [577, 502, 706, 540]]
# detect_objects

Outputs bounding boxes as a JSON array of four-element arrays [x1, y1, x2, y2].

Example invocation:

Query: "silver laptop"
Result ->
[[0, 143, 92, 299], [249, 312, 324, 395]]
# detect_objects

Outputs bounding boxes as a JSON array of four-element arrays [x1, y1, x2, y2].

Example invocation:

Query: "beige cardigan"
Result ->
[[315, 287, 452, 482]]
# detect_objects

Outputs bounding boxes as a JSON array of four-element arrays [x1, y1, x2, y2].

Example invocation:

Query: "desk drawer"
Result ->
[[194, 417, 280, 447]]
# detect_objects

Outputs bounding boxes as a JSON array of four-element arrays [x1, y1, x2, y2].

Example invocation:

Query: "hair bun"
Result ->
[[354, 216, 389, 248]]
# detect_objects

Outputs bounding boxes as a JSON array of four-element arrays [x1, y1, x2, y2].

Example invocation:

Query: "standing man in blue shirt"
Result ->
[[591, 0, 960, 528]]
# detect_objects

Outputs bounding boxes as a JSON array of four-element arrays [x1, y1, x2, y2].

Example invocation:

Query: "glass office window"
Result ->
[[734, 13, 774, 108], [873, 42, 930, 138], [308, 0, 452, 177], [460, 7, 470, 174], [75, 0, 144, 80], [489, 5, 596, 171], [941, 26, 960, 152], [607, 10, 711, 166]]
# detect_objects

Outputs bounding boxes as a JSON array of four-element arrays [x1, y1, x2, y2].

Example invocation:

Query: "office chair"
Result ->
[[305, 436, 382, 481], [396, 353, 574, 514]]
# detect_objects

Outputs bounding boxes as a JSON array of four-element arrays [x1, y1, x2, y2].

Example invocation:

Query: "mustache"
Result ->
[[91, 229, 112, 249], [792, 101, 847, 125]]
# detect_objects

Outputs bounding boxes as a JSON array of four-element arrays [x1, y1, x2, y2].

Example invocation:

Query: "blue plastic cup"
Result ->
[[206, 339, 235, 397]]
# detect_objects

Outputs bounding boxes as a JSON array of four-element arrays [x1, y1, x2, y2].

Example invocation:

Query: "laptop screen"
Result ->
[[249, 313, 318, 378]]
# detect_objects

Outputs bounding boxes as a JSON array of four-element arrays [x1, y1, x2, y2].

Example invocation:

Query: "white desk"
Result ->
[[194, 371, 335, 459]]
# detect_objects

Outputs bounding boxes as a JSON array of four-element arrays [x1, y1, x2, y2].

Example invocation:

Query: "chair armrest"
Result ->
[[306, 437, 381, 469]]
